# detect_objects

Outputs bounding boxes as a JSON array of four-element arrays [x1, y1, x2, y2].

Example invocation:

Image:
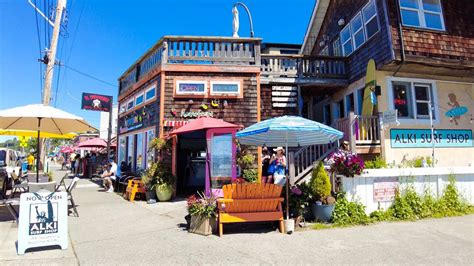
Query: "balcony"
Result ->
[[119, 36, 262, 95], [260, 54, 347, 83], [332, 112, 381, 154]]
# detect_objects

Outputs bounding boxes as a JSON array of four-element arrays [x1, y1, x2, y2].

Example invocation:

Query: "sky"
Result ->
[[0, 0, 315, 141]]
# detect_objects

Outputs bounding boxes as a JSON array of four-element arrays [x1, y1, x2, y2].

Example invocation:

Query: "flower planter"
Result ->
[[155, 184, 173, 202], [311, 203, 335, 222], [189, 216, 217, 236]]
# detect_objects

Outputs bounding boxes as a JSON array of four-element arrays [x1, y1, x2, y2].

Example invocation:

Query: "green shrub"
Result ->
[[403, 185, 424, 218], [242, 169, 258, 183], [332, 193, 371, 226], [420, 188, 437, 218], [364, 156, 387, 169], [436, 175, 468, 216], [309, 161, 331, 203], [390, 189, 416, 220]]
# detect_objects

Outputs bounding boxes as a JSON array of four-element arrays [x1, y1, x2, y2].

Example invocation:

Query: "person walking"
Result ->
[[27, 153, 35, 171], [270, 147, 287, 186]]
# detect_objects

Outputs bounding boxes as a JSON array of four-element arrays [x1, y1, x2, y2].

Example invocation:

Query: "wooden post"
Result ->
[[349, 111, 357, 153], [378, 112, 386, 160]]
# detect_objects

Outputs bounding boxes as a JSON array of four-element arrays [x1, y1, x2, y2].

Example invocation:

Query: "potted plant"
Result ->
[[187, 192, 218, 236], [325, 149, 364, 178], [289, 183, 312, 226], [309, 161, 336, 222], [154, 163, 176, 202], [140, 169, 157, 203]]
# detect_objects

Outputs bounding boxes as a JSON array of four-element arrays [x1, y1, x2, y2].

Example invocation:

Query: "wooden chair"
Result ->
[[217, 183, 284, 237], [124, 179, 146, 202]]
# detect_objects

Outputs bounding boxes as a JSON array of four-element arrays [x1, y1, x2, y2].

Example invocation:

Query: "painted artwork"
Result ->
[[445, 93, 468, 126]]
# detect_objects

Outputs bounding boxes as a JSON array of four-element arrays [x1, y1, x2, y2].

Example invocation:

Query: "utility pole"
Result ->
[[42, 0, 67, 105]]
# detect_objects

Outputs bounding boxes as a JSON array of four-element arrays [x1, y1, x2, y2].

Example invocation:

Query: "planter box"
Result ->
[[189, 216, 217, 236]]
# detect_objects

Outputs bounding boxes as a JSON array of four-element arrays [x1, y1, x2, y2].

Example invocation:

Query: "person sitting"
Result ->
[[101, 159, 117, 193]]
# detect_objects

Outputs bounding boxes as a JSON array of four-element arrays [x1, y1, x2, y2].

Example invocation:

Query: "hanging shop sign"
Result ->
[[382, 109, 399, 125], [373, 177, 398, 202], [179, 110, 214, 118], [81, 93, 113, 112], [119, 106, 156, 133], [272, 86, 297, 108], [17, 191, 68, 255], [390, 129, 473, 148]]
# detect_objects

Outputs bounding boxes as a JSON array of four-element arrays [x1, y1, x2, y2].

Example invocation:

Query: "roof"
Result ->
[[300, 0, 330, 55], [261, 43, 301, 49], [169, 117, 241, 136]]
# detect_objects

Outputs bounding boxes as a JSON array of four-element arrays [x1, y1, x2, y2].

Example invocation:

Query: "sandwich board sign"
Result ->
[[17, 191, 68, 255]]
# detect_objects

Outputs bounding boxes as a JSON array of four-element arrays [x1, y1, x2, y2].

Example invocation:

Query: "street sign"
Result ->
[[81, 93, 113, 112], [382, 109, 398, 125], [17, 191, 68, 255]]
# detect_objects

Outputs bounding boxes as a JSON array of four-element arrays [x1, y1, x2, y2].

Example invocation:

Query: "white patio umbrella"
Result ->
[[0, 104, 97, 180]]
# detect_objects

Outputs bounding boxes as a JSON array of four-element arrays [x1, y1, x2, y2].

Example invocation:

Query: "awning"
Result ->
[[169, 117, 241, 136]]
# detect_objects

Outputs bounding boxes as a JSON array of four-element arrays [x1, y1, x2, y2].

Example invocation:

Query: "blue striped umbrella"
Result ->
[[236, 115, 343, 222], [236, 115, 343, 147]]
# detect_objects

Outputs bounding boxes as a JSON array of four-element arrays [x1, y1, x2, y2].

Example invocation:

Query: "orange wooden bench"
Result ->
[[124, 179, 146, 202], [217, 183, 284, 236]]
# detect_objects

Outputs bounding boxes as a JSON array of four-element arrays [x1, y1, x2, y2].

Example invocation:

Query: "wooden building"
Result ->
[[117, 0, 474, 190]]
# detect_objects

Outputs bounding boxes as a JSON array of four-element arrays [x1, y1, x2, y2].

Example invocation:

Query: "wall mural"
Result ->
[[445, 93, 468, 126]]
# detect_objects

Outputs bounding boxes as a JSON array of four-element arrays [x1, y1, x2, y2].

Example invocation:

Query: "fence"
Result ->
[[341, 167, 474, 214]]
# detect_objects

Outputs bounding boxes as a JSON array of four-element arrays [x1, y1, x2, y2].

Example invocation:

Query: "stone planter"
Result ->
[[189, 216, 217, 236], [155, 184, 173, 202], [311, 202, 335, 222]]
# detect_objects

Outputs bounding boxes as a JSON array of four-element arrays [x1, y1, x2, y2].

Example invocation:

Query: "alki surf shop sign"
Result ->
[[390, 129, 473, 148], [17, 191, 68, 255], [81, 93, 113, 112]]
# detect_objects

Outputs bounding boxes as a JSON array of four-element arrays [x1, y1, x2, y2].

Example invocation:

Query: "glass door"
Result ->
[[206, 129, 236, 197]]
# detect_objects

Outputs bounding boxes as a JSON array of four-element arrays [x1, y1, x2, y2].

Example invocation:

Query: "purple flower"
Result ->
[[291, 186, 302, 196]]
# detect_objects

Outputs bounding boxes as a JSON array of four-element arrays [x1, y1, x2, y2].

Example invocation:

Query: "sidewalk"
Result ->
[[1, 165, 473, 265]]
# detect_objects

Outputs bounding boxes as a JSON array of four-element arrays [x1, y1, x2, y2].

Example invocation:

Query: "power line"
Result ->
[[61, 64, 116, 87]]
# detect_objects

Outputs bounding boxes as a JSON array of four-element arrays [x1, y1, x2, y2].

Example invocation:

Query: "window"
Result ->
[[341, 25, 353, 56], [340, 0, 379, 56], [399, 0, 445, 30], [119, 104, 126, 114], [332, 38, 342, 57], [126, 99, 134, 110], [145, 87, 156, 101], [176, 81, 207, 96], [351, 13, 365, 49], [135, 93, 144, 106], [210, 81, 241, 97], [334, 100, 344, 119], [390, 79, 436, 120], [363, 0, 379, 39], [319, 46, 329, 56]]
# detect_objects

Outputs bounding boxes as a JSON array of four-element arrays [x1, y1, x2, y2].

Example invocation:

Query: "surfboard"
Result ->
[[445, 106, 468, 117], [361, 59, 377, 116]]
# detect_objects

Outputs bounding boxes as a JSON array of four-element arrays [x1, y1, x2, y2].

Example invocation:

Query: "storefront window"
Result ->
[[118, 136, 126, 167], [146, 129, 155, 168], [210, 81, 241, 96], [391, 80, 435, 120], [136, 133, 144, 172], [210, 134, 233, 190], [127, 135, 135, 171], [345, 93, 355, 116], [176, 81, 207, 96], [357, 88, 364, 115]]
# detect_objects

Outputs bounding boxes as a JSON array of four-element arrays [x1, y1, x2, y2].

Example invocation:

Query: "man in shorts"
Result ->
[[101, 159, 117, 192]]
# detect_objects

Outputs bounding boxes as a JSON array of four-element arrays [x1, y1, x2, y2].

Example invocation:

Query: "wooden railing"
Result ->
[[332, 112, 381, 151], [119, 36, 262, 95], [260, 55, 346, 79], [288, 142, 337, 185]]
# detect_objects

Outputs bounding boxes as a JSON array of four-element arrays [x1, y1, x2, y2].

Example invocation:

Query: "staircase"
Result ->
[[288, 142, 337, 185]]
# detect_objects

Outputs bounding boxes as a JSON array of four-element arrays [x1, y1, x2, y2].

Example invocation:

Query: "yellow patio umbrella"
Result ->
[[0, 129, 77, 139]]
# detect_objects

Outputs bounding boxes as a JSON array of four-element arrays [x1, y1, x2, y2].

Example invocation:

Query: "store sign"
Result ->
[[374, 177, 398, 202], [390, 129, 473, 148], [180, 110, 214, 118], [382, 109, 398, 125], [81, 93, 113, 112], [17, 191, 68, 255]]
